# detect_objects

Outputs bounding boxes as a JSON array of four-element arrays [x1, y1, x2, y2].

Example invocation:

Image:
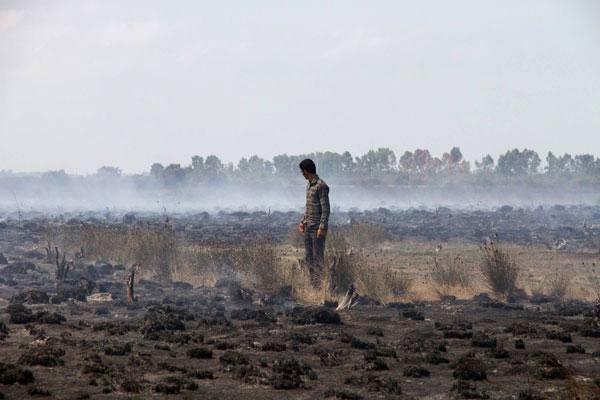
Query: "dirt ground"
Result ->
[[1, 211, 600, 399]]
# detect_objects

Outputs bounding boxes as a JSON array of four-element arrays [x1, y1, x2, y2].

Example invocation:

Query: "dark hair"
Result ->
[[299, 159, 316, 174]]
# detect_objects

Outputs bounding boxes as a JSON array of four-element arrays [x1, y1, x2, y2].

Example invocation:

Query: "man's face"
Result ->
[[301, 169, 310, 180]]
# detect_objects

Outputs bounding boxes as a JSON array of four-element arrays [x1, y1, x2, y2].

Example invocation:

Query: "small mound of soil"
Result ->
[[566, 344, 585, 354], [402, 309, 425, 320], [532, 352, 568, 379], [453, 357, 487, 381], [345, 373, 402, 394], [427, 351, 450, 364], [546, 331, 572, 343], [0, 362, 35, 385], [1, 262, 37, 275], [450, 380, 489, 399], [403, 365, 431, 378], [220, 351, 249, 366], [34, 311, 66, 325], [189, 369, 215, 379], [270, 357, 315, 390], [7, 303, 36, 324], [140, 306, 187, 339], [154, 383, 180, 394], [121, 380, 142, 393], [323, 389, 364, 399], [444, 330, 473, 340], [27, 386, 51, 397], [261, 342, 286, 352], [289, 306, 342, 325], [19, 345, 66, 367], [230, 308, 276, 323], [187, 347, 213, 359], [471, 332, 497, 348], [0, 321, 8, 341], [104, 342, 132, 356], [10, 290, 49, 305]]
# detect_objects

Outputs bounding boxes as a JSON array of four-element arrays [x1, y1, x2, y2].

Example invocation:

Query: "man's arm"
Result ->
[[318, 184, 330, 231]]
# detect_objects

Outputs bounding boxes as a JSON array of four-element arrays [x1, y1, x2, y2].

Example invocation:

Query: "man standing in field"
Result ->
[[298, 159, 330, 288]]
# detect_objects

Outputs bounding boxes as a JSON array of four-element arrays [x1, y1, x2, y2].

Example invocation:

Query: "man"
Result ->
[[298, 159, 330, 288]]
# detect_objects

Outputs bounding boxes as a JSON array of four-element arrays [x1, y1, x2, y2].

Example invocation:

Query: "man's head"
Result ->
[[299, 158, 316, 180]]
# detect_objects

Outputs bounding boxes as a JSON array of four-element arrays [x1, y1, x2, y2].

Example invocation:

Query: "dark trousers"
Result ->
[[304, 230, 326, 287]]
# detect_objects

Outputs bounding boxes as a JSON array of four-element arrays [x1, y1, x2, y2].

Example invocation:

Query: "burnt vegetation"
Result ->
[[0, 205, 600, 398]]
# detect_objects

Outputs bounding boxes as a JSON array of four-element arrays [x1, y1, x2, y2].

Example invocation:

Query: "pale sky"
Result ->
[[1, 0, 599, 174]]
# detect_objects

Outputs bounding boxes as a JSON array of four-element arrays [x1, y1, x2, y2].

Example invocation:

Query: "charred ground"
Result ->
[[1, 206, 600, 399]]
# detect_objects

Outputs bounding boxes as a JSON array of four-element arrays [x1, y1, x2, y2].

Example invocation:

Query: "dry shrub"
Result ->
[[230, 239, 292, 293], [430, 255, 470, 297], [548, 271, 572, 300], [81, 225, 177, 280], [40, 225, 81, 258], [287, 225, 305, 248], [354, 265, 411, 303], [319, 230, 410, 303], [479, 243, 519, 296], [325, 231, 360, 294], [174, 244, 232, 287], [337, 222, 390, 248]]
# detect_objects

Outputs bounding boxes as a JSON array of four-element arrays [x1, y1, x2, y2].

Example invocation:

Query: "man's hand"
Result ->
[[298, 223, 305, 233], [317, 228, 325, 238]]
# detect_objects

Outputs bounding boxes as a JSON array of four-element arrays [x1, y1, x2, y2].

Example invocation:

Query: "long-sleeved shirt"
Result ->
[[301, 175, 330, 231]]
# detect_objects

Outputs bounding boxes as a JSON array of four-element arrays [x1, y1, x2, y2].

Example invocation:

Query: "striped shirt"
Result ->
[[301, 175, 330, 231]]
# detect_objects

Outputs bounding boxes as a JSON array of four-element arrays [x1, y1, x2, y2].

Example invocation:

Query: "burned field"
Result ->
[[1, 206, 600, 399]]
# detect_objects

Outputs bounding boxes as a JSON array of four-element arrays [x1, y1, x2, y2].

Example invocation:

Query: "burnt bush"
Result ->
[[289, 306, 341, 325], [19, 345, 66, 367], [0, 362, 35, 385], [532, 352, 568, 379], [10, 290, 49, 305], [403, 365, 430, 378], [453, 357, 487, 381], [187, 347, 213, 359], [139, 306, 187, 339], [219, 351, 249, 367]]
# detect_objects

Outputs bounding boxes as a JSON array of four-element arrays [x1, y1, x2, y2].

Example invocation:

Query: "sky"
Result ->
[[0, 0, 599, 174]]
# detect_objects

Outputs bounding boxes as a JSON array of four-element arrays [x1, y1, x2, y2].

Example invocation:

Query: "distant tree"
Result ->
[[475, 154, 495, 173], [236, 155, 273, 180], [546, 152, 559, 175], [95, 166, 122, 177], [150, 163, 164, 178], [41, 170, 69, 184], [399, 149, 442, 178], [574, 154, 596, 175], [340, 151, 355, 175], [162, 163, 185, 186], [441, 147, 470, 174], [546, 152, 579, 176], [191, 156, 205, 173], [356, 148, 396, 175], [496, 149, 540, 177], [450, 147, 463, 163], [204, 155, 224, 182]]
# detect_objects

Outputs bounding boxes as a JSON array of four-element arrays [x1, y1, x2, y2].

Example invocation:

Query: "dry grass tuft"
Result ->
[[547, 270, 572, 300], [230, 238, 292, 293], [430, 255, 471, 298], [317, 230, 410, 304], [337, 222, 391, 248], [81, 225, 177, 280], [479, 243, 520, 296]]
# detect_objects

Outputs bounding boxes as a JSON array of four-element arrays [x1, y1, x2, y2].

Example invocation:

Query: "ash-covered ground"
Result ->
[[1, 206, 600, 399]]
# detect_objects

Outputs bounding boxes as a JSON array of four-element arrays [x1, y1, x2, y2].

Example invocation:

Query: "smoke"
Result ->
[[0, 173, 598, 217]]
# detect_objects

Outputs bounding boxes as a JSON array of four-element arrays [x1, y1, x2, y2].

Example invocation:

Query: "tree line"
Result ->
[[145, 147, 599, 186], [3, 147, 599, 187]]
